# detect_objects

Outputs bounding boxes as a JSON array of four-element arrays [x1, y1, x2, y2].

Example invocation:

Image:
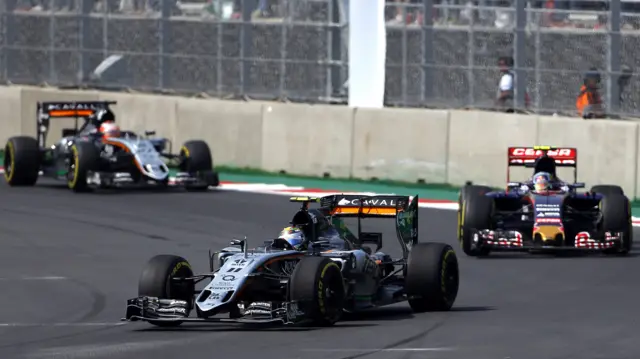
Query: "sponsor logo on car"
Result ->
[[536, 218, 562, 223], [511, 148, 574, 158], [337, 198, 397, 207], [156, 307, 187, 315], [536, 211, 560, 217]]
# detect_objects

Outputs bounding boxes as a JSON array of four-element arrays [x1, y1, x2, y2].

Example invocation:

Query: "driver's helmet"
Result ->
[[533, 172, 552, 192], [96, 109, 115, 123], [89, 109, 115, 127], [278, 226, 305, 248], [99, 122, 121, 139]]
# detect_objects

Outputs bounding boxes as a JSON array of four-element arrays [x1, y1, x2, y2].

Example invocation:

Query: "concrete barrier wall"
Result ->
[[2, 85, 640, 199], [261, 103, 354, 178], [352, 107, 449, 184]]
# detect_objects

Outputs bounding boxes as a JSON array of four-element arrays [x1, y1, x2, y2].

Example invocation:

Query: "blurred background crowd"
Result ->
[[6, 0, 640, 118], [10, 0, 640, 30]]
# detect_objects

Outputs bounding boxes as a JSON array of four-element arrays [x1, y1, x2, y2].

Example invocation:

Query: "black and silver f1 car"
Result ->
[[124, 194, 460, 327], [3, 101, 219, 192], [458, 146, 632, 256]]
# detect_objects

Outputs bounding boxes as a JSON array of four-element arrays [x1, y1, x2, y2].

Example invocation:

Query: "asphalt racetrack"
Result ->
[[1, 179, 639, 359]]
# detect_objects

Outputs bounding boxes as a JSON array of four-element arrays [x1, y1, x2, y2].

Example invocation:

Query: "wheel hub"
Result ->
[[443, 267, 459, 299], [4, 152, 11, 176], [325, 288, 334, 299], [67, 160, 75, 182]]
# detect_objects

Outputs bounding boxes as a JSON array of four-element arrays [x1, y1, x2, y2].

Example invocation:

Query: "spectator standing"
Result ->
[[495, 55, 530, 112], [618, 65, 633, 106], [253, 0, 274, 18], [576, 68, 605, 119], [388, 0, 422, 25]]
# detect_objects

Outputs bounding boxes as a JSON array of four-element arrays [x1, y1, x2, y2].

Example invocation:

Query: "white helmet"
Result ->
[[278, 226, 305, 248]]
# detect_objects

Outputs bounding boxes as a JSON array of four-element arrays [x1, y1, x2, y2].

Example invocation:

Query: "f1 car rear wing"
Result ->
[[320, 194, 410, 217], [36, 101, 117, 148], [507, 146, 578, 183], [508, 146, 577, 167], [289, 194, 419, 258]]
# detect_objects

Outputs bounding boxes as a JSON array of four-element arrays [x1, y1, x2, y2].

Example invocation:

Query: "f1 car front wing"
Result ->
[[85, 170, 218, 189], [123, 296, 306, 325], [471, 229, 626, 252]]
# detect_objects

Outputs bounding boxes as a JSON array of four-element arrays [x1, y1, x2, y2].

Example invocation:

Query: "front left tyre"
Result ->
[[600, 194, 633, 255], [4, 136, 40, 186], [591, 185, 624, 197], [289, 256, 346, 326], [138, 255, 195, 327]]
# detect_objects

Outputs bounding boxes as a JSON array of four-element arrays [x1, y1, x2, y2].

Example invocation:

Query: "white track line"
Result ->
[[302, 347, 456, 352], [0, 322, 125, 327], [0, 276, 67, 281], [27, 339, 192, 358]]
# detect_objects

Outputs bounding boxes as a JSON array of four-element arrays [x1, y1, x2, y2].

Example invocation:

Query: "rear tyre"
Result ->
[[289, 257, 345, 326], [138, 255, 195, 327], [67, 141, 99, 193], [406, 243, 459, 312], [180, 140, 217, 192], [600, 194, 632, 255], [591, 185, 624, 196], [459, 186, 493, 256], [4, 136, 40, 186]]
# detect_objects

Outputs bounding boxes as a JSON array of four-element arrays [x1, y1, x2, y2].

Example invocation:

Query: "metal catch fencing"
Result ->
[[1, 0, 639, 117]]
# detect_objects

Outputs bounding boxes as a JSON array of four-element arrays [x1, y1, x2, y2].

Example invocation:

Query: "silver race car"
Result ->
[[123, 194, 460, 327], [3, 101, 219, 192]]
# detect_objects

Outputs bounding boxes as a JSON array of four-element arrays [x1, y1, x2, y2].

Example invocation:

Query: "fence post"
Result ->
[[534, 13, 540, 113], [421, 0, 433, 104], [48, 4, 55, 83], [159, 0, 172, 90], [0, 1, 10, 82], [401, 6, 408, 104], [240, 0, 257, 96], [79, 0, 92, 85], [514, 0, 526, 109], [466, 11, 474, 106], [607, 0, 621, 115], [329, 0, 343, 98]]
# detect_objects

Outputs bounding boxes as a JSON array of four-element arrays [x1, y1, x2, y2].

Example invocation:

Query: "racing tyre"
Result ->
[[591, 185, 624, 196], [405, 243, 459, 312], [459, 184, 492, 207], [600, 194, 633, 256], [459, 187, 493, 256], [180, 140, 217, 192], [138, 255, 195, 327], [289, 256, 346, 326], [458, 184, 492, 245], [67, 141, 99, 193], [4, 136, 40, 186]]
